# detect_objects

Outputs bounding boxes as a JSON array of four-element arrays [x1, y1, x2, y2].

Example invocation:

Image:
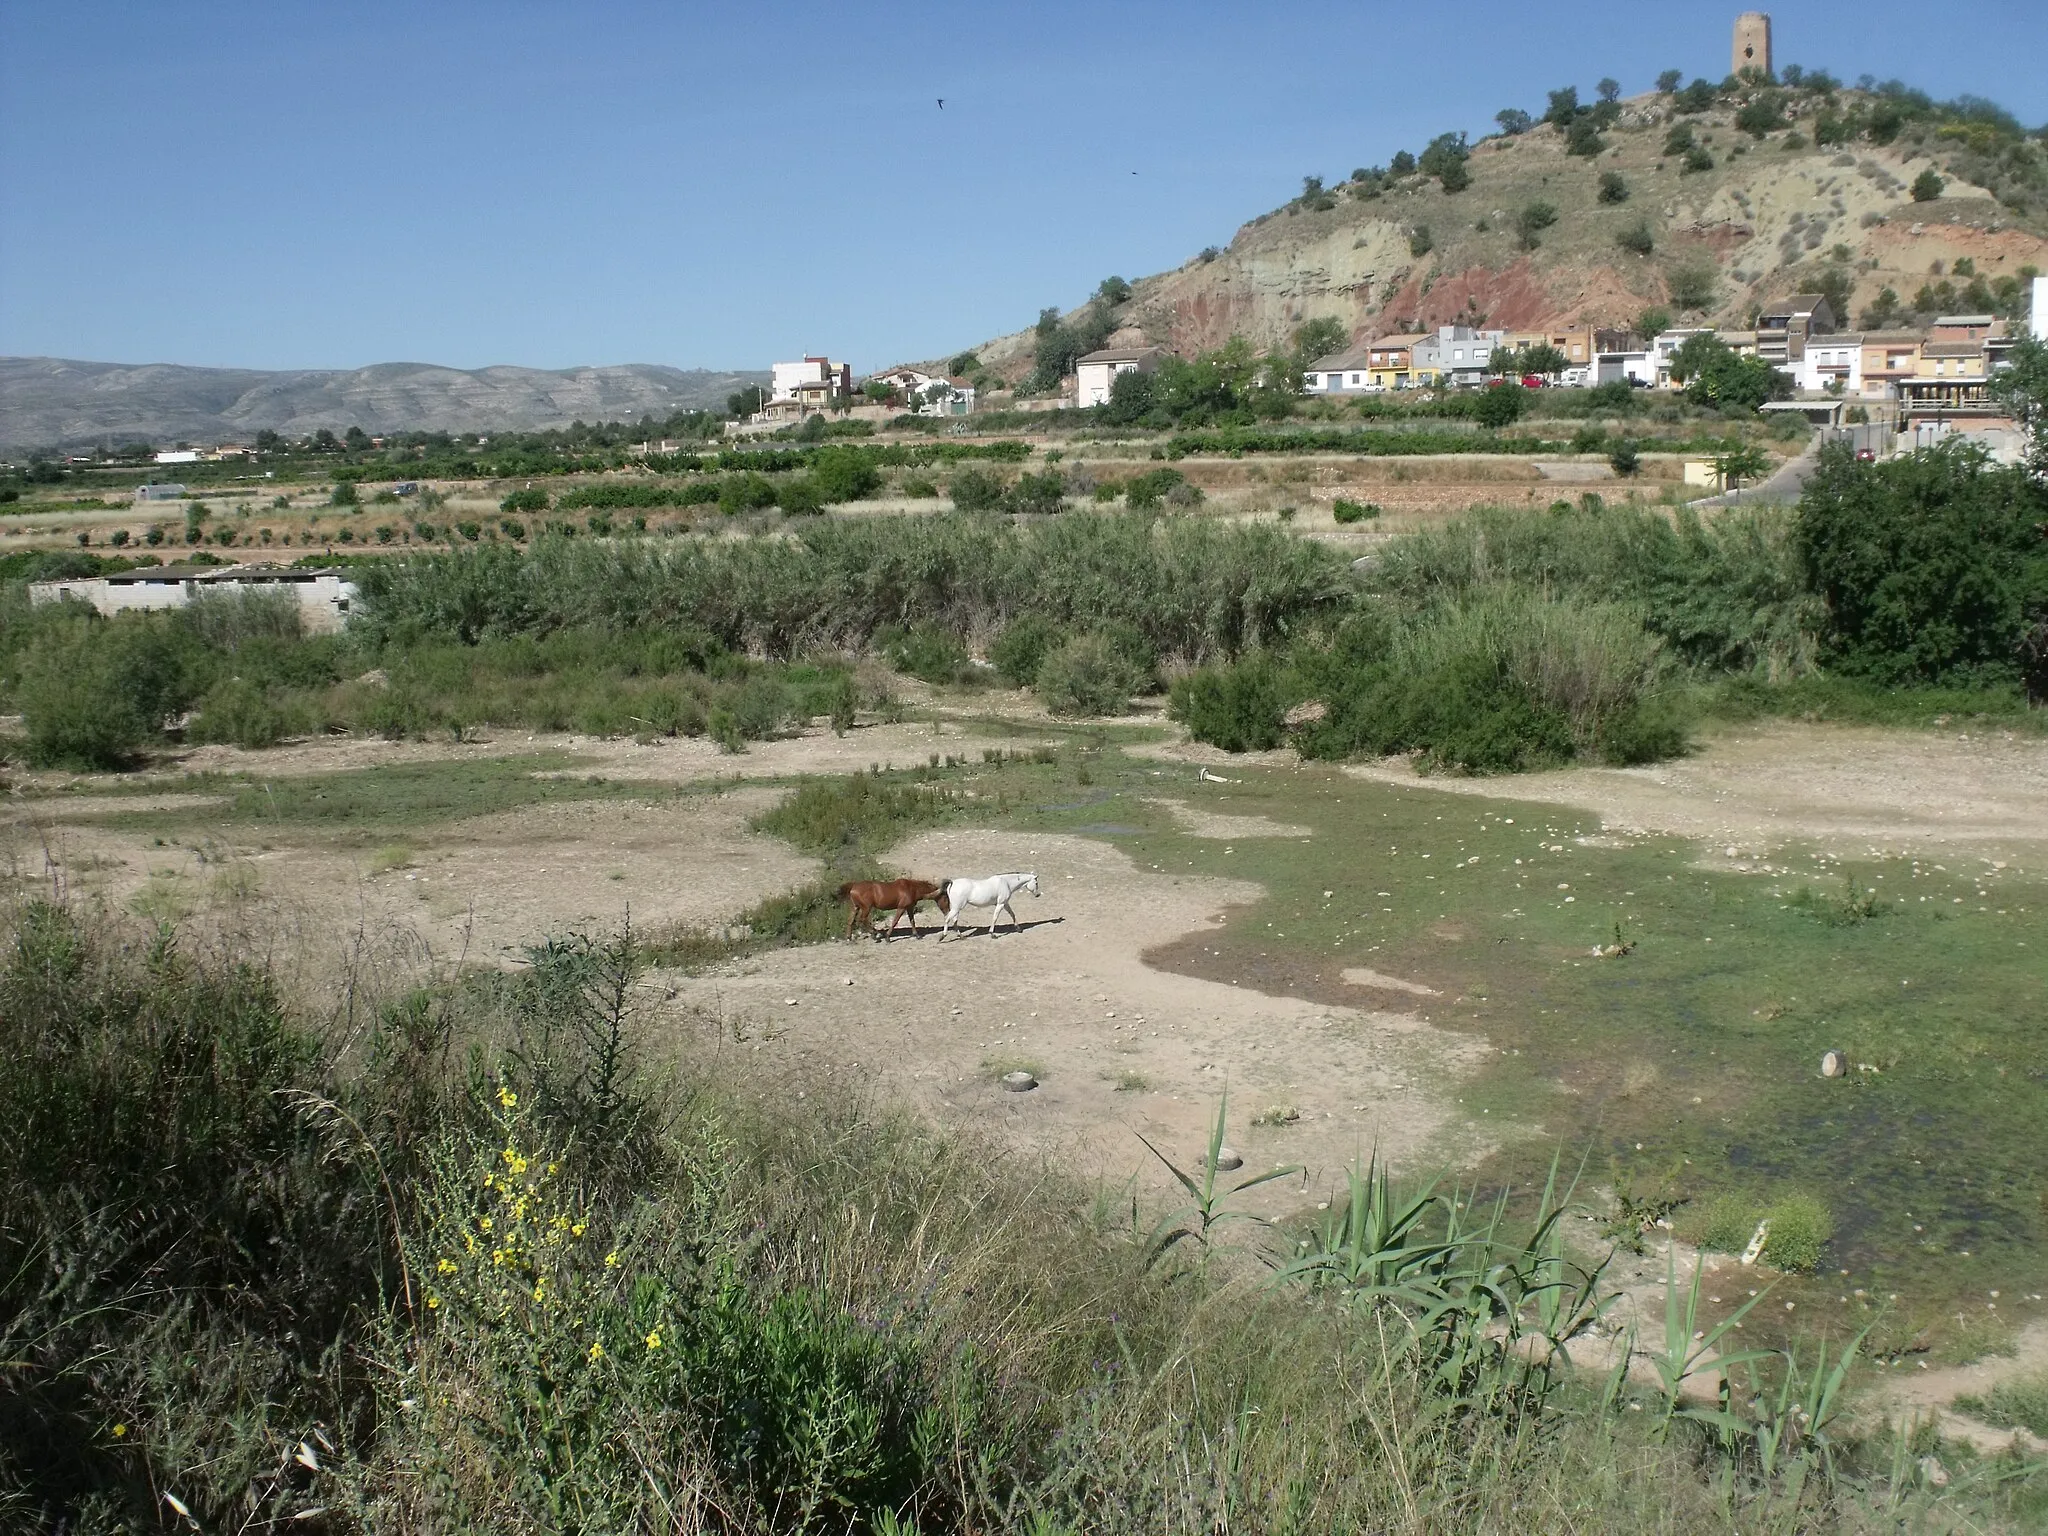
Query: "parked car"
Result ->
[[1520, 375, 1548, 389], [1855, 448, 1876, 462]]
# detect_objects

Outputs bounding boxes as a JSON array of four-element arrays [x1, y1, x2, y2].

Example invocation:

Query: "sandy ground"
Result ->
[[658, 828, 1493, 1208], [1136, 722, 2048, 866]]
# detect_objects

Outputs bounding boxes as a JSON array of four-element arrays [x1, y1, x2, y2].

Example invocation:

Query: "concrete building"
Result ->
[[1733, 12, 1772, 77], [1859, 332, 1923, 400], [1411, 325, 1506, 388], [1364, 334, 1427, 390], [1305, 345, 1376, 394], [1075, 346, 1164, 408], [1501, 327, 1594, 372], [1652, 328, 1716, 387], [1756, 295, 1835, 367], [153, 449, 200, 465], [30, 563, 360, 633], [134, 483, 189, 502], [1796, 334, 1865, 395], [769, 356, 852, 405]]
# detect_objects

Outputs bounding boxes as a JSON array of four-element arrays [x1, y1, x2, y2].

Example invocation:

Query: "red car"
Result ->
[[1520, 375, 1548, 389]]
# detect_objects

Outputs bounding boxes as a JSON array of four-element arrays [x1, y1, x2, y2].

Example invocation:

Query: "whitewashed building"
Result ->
[[30, 563, 359, 633], [1305, 346, 1376, 394], [1075, 346, 1164, 408]]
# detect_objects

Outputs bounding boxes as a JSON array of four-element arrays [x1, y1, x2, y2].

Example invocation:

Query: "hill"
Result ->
[[962, 76, 2048, 381], [0, 358, 768, 452]]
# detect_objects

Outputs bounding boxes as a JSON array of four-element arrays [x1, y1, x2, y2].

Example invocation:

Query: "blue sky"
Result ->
[[4, 1, 2046, 374]]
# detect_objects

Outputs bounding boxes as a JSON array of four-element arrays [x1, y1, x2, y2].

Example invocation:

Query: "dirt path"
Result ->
[[658, 829, 1492, 1204]]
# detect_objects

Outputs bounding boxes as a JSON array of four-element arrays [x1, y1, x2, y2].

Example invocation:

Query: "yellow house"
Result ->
[[1859, 331, 1922, 399], [1365, 333, 1427, 390]]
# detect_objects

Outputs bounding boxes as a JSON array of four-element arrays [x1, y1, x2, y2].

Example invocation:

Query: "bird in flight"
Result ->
[[937, 98, 945, 109]]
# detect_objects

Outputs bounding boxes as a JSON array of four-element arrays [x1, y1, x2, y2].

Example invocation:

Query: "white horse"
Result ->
[[939, 872, 1040, 939]]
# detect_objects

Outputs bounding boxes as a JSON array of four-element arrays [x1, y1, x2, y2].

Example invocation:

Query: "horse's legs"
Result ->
[[844, 901, 861, 942]]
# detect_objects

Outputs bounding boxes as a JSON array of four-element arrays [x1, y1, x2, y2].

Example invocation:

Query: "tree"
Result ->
[[1859, 287, 1904, 329], [343, 425, 369, 450], [1668, 263, 1719, 312], [1097, 275, 1132, 305], [1408, 224, 1434, 257], [1911, 168, 1946, 202], [1671, 334, 1790, 411], [1565, 119, 1607, 157], [1100, 365, 1160, 426], [1734, 91, 1788, 137], [253, 429, 281, 451], [1675, 78, 1718, 114], [1598, 171, 1630, 204], [1657, 69, 1684, 94], [1418, 132, 1470, 192], [1796, 441, 2048, 687], [1609, 440, 1641, 477], [1637, 306, 1674, 339], [1516, 201, 1559, 249], [1504, 342, 1569, 379], [1291, 317, 1348, 365], [1389, 150, 1417, 176], [1495, 108, 1532, 136], [949, 351, 980, 375], [1597, 78, 1621, 104], [1545, 86, 1581, 127], [1713, 443, 1772, 489], [727, 385, 766, 417], [1989, 334, 2048, 475]]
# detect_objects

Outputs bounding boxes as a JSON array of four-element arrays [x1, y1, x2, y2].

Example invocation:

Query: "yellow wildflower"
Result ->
[[436, 1258, 458, 1275], [571, 1222, 587, 1238], [604, 1250, 620, 1268], [588, 1341, 604, 1361], [426, 1295, 441, 1310], [498, 1086, 517, 1108], [112, 1423, 127, 1438], [644, 1330, 662, 1350], [478, 1217, 492, 1232]]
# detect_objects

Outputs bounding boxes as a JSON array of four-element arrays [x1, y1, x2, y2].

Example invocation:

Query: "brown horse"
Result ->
[[838, 878, 949, 942]]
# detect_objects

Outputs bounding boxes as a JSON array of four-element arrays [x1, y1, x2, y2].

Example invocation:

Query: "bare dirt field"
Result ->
[[1337, 720, 2048, 865], [658, 827, 1492, 1211]]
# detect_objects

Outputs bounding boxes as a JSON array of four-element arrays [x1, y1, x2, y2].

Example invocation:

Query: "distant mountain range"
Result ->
[[0, 358, 770, 451]]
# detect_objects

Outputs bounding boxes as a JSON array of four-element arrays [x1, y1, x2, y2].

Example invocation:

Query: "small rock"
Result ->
[[784, 997, 797, 1007], [1001, 1071, 1037, 1093], [1820, 1049, 1847, 1078], [1213, 1147, 1244, 1171], [841, 976, 854, 986], [1918, 1455, 1949, 1489]]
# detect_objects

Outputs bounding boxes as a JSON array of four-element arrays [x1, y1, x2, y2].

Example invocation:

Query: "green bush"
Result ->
[[900, 474, 939, 498], [1332, 499, 1380, 524], [1956, 1372, 2048, 1439], [186, 676, 297, 749], [1760, 1194, 1833, 1273], [1005, 470, 1067, 515], [12, 615, 195, 768], [949, 467, 1005, 511], [1696, 1194, 1764, 1255], [989, 614, 1060, 686], [1798, 441, 2048, 688], [1036, 633, 1144, 716], [1169, 651, 1295, 750], [879, 623, 973, 685], [500, 487, 549, 513]]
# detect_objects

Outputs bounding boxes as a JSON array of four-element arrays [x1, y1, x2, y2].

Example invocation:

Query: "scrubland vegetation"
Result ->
[[1173, 441, 2048, 771], [7, 897, 2039, 1532]]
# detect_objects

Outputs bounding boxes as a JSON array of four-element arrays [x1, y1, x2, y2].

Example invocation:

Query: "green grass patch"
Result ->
[[1956, 1372, 2048, 1438], [1695, 674, 2048, 734], [80, 755, 676, 841]]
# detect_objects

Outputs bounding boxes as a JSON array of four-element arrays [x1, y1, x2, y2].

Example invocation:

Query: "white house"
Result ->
[[31, 563, 360, 633], [1652, 329, 1715, 387], [153, 449, 200, 465], [1796, 334, 1865, 395], [869, 366, 939, 399], [1075, 346, 1164, 408], [770, 356, 852, 404], [1595, 340, 1657, 387], [1305, 346, 1376, 394]]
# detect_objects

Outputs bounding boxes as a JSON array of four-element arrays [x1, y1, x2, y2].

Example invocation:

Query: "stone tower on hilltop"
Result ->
[[1733, 12, 1772, 77]]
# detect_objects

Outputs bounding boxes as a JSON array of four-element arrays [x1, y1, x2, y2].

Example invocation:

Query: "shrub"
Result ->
[[1597, 171, 1629, 204], [1474, 384, 1527, 427], [879, 623, 973, 685], [1409, 224, 1434, 258], [1515, 202, 1558, 250], [500, 487, 549, 513], [1169, 651, 1295, 750], [13, 615, 194, 768], [1005, 470, 1067, 515], [807, 445, 883, 503], [1036, 633, 1144, 716], [900, 474, 939, 498], [1681, 145, 1715, 174], [989, 614, 1059, 686], [949, 467, 1005, 511], [330, 481, 360, 507], [774, 476, 826, 515], [1121, 467, 1186, 508], [1332, 499, 1380, 524], [1609, 441, 1641, 477], [1617, 219, 1656, 255], [1760, 1194, 1833, 1273], [186, 676, 296, 749], [1911, 168, 1945, 202], [716, 472, 779, 515], [1565, 119, 1606, 157]]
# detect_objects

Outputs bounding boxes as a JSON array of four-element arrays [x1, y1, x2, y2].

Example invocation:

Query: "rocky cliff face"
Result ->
[[968, 88, 2048, 375]]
